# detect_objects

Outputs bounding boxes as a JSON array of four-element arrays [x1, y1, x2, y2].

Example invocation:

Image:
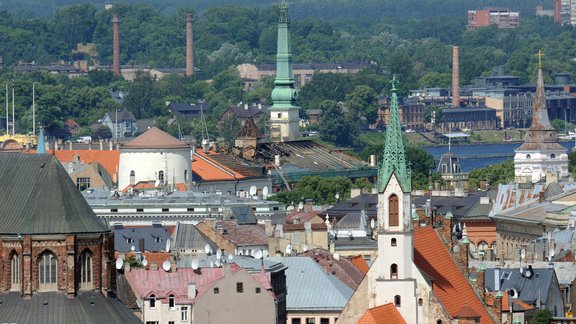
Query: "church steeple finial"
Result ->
[[377, 75, 411, 192], [269, 0, 300, 142], [536, 49, 544, 69]]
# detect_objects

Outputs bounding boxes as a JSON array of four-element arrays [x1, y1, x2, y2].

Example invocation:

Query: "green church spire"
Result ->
[[377, 75, 411, 192], [271, 0, 298, 110]]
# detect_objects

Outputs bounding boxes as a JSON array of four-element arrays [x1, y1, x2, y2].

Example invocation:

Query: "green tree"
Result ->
[[469, 159, 514, 189], [269, 176, 353, 206], [345, 85, 379, 129], [424, 105, 444, 125], [53, 4, 98, 49], [318, 100, 356, 147], [530, 309, 552, 324], [92, 124, 112, 140], [124, 72, 159, 119]]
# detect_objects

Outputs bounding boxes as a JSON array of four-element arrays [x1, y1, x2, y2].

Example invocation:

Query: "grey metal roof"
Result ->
[[268, 256, 353, 311], [178, 254, 286, 274], [470, 260, 576, 286], [113, 225, 171, 253], [0, 153, 109, 235], [173, 223, 218, 252], [0, 291, 140, 323], [485, 267, 556, 305]]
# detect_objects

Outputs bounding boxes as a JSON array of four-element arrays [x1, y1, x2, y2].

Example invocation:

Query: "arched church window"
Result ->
[[39, 251, 57, 291], [389, 195, 399, 227], [391, 238, 397, 247], [526, 154, 531, 159], [184, 169, 188, 181], [158, 171, 164, 183], [394, 295, 401, 307], [11, 253, 20, 290], [550, 154, 556, 159], [441, 164, 448, 173], [80, 250, 93, 290], [390, 263, 398, 279], [130, 170, 135, 185]]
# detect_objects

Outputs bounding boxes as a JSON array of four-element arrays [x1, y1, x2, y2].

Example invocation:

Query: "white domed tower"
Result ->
[[118, 127, 192, 191], [514, 52, 568, 183]]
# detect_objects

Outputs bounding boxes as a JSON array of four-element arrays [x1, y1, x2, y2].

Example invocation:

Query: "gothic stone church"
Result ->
[[0, 153, 138, 322]]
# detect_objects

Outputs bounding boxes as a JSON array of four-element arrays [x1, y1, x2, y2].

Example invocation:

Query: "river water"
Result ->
[[423, 142, 576, 172]]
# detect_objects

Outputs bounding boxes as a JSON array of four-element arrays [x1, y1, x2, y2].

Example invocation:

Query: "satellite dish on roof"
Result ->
[[285, 244, 292, 255], [131, 245, 135, 252], [115, 258, 124, 270], [249, 185, 257, 196], [162, 260, 171, 272], [215, 259, 221, 267], [228, 254, 234, 261], [298, 202, 304, 211], [521, 249, 526, 260], [155, 179, 161, 187], [262, 187, 269, 197], [191, 258, 199, 270], [333, 252, 340, 261], [302, 244, 308, 252], [370, 219, 375, 229], [216, 249, 222, 260], [205, 243, 211, 255], [548, 248, 555, 262], [287, 205, 294, 211], [263, 249, 269, 257], [165, 239, 171, 253], [142, 259, 148, 267], [254, 250, 263, 259]]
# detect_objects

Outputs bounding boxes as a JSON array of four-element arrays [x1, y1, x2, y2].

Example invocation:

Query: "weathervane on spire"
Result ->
[[536, 49, 544, 69]]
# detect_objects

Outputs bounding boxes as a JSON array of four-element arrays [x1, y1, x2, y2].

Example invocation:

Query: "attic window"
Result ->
[[187, 208, 194, 212], [155, 237, 162, 243], [111, 208, 118, 212], [126, 238, 134, 244], [162, 208, 169, 212], [137, 208, 144, 212]]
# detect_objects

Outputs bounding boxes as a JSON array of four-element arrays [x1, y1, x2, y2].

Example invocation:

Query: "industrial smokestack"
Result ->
[[112, 14, 121, 76], [452, 46, 460, 108], [186, 13, 194, 77]]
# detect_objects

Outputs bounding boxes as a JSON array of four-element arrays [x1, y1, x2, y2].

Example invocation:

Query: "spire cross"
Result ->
[[536, 50, 544, 69]]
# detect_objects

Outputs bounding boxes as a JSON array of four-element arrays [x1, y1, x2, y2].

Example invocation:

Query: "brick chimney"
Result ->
[[186, 13, 194, 77], [452, 46, 460, 108], [112, 14, 120, 76]]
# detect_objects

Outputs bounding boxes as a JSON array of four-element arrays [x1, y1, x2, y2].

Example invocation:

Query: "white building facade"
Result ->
[[118, 127, 192, 191]]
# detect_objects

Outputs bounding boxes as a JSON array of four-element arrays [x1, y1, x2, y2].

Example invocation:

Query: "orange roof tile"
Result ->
[[414, 226, 494, 324], [175, 183, 187, 192], [456, 304, 481, 319], [358, 303, 406, 324], [192, 149, 245, 181], [349, 255, 370, 274], [50, 150, 120, 178], [123, 127, 190, 149]]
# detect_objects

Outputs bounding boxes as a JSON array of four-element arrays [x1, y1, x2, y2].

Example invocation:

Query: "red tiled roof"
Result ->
[[456, 304, 481, 319], [192, 149, 245, 181], [349, 255, 369, 274], [358, 303, 406, 324], [414, 226, 493, 324], [283, 223, 327, 231], [175, 183, 187, 192], [123, 127, 190, 149], [50, 150, 120, 178]]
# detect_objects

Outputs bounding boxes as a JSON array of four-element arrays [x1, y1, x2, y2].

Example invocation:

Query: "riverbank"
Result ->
[[360, 129, 527, 147]]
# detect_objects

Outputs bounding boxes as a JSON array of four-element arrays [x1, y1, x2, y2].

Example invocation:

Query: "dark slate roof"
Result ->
[[224, 105, 269, 119], [230, 206, 257, 225], [168, 102, 206, 113], [412, 191, 492, 219], [0, 291, 140, 323], [0, 154, 109, 235], [174, 223, 218, 252], [113, 225, 171, 253], [322, 194, 377, 220], [485, 267, 556, 305], [105, 110, 136, 122]]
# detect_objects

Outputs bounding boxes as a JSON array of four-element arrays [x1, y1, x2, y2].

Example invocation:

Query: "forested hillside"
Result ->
[[0, 0, 546, 19]]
